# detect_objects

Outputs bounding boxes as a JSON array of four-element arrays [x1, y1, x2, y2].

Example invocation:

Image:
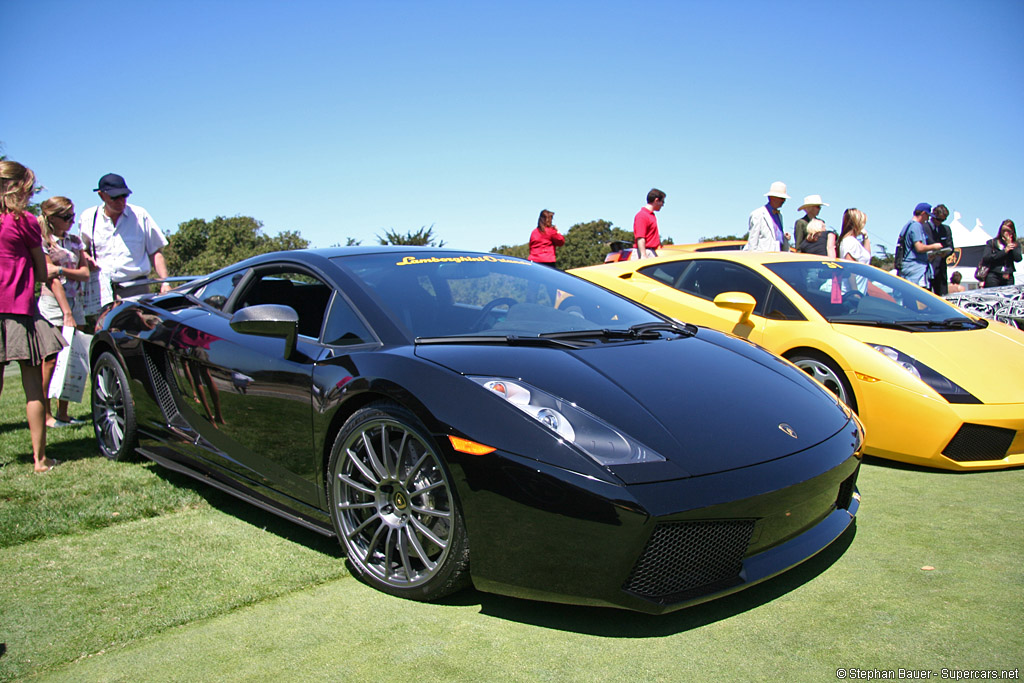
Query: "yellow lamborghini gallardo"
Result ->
[[572, 251, 1024, 471]]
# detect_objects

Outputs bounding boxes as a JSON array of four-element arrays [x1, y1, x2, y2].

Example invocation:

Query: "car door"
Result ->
[[165, 264, 334, 507]]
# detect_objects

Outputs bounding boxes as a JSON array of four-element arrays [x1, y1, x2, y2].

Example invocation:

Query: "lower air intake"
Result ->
[[942, 424, 1015, 462], [623, 520, 754, 603]]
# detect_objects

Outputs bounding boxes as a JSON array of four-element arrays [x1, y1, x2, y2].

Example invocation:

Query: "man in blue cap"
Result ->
[[896, 202, 945, 287], [79, 173, 171, 299]]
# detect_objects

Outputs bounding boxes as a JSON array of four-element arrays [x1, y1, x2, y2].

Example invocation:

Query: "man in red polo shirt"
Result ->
[[633, 188, 665, 260]]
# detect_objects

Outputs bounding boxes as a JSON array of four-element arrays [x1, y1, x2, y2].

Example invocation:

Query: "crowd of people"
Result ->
[[733, 181, 1018, 295], [530, 182, 1020, 296], [0, 161, 170, 473]]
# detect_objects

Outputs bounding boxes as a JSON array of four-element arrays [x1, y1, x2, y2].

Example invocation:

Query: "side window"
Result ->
[[638, 261, 691, 287], [237, 270, 333, 338], [191, 272, 244, 311], [764, 288, 805, 321], [675, 261, 771, 310], [322, 293, 375, 346]]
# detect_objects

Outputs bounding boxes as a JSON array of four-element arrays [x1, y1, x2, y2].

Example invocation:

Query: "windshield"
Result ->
[[765, 260, 975, 326], [334, 252, 664, 338]]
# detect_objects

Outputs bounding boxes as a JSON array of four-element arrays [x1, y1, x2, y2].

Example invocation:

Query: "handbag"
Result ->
[[975, 239, 995, 282], [48, 326, 93, 403]]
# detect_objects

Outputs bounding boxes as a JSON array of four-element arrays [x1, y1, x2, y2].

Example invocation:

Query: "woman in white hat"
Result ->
[[794, 195, 829, 249]]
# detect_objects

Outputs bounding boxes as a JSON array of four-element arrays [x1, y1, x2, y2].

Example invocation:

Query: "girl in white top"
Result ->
[[839, 208, 871, 264], [839, 208, 871, 294]]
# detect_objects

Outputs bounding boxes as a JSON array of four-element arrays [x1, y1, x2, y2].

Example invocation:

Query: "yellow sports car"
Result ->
[[571, 252, 1024, 471]]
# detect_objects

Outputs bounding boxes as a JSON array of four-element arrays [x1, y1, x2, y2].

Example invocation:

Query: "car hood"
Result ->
[[415, 330, 853, 478], [835, 323, 1024, 403]]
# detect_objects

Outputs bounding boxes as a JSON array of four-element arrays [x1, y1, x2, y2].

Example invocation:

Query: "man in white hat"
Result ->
[[743, 181, 791, 252], [794, 194, 829, 249]]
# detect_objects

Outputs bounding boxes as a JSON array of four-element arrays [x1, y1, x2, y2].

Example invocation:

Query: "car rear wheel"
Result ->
[[788, 351, 858, 413], [91, 351, 139, 461], [328, 402, 470, 601]]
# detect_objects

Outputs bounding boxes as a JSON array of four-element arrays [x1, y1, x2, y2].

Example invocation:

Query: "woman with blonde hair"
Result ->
[[0, 161, 65, 472], [38, 196, 96, 427], [838, 208, 872, 265]]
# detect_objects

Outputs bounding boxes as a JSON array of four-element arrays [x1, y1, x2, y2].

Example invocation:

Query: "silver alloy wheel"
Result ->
[[91, 353, 136, 460], [333, 416, 456, 590], [792, 356, 850, 405]]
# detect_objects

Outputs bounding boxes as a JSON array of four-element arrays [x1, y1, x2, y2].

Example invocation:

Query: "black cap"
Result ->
[[95, 173, 131, 197]]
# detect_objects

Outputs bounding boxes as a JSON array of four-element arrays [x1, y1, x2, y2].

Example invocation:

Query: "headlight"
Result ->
[[868, 345, 980, 404], [471, 377, 666, 466]]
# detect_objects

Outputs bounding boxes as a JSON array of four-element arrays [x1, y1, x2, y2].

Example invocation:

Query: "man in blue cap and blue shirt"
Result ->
[[896, 202, 945, 287], [79, 173, 171, 299]]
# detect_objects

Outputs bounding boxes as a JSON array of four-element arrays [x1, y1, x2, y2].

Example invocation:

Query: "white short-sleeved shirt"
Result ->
[[80, 204, 168, 283], [840, 234, 871, 264]]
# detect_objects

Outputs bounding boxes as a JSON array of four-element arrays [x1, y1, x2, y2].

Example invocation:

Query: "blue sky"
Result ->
[[5, 0, 1023, 257]]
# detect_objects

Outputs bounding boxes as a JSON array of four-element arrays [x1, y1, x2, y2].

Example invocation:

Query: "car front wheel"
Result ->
[[788, 351, 858, 413], [91, 351, 138, 461], [328, 402, 470, 601]]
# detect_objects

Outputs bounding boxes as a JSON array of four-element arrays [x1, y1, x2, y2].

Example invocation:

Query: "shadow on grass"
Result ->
[[145, 462, 344, 559], [445, 523, 858, 637]]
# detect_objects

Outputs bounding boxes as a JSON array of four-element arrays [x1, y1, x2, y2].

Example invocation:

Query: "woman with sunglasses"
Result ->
[[38, 197, 97, 427], [0, 161, 65, 472]]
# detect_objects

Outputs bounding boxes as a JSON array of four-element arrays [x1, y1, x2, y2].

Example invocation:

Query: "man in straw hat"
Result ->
[[794, 194, 829, 249], [743, 181, 791, 252]]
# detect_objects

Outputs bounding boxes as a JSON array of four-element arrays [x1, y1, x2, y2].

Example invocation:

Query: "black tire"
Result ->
[[327, 402, 470, 601], [91, 351, 139, 461], [787, 350, 858, 413]]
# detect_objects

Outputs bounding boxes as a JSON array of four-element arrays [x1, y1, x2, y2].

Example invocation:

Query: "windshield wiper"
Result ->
[[539, 322, 695, 342], [415, 335, 585, 348], [831, 319, 920, 332], [899, 317, 987, 330], [834, 318, 986, 331]]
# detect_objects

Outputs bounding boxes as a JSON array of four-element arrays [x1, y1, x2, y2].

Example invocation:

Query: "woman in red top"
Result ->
[[528, 210, 565, 267], [0, 161, 65, 472]]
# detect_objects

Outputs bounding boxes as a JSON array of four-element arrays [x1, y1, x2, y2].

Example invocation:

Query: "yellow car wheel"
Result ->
[[787, 351, 858, 413]]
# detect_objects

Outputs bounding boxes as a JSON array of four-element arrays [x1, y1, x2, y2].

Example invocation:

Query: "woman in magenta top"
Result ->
[[0, 161, 65, 472], [528, 210, 565, 267]]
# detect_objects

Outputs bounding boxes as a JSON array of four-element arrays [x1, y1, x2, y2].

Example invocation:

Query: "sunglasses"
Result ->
[[56, 212, 75, 222]]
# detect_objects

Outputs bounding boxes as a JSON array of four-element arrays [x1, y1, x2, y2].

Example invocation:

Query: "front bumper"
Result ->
[[853, 376, 1024, 471], [452, 420, 861, 614]]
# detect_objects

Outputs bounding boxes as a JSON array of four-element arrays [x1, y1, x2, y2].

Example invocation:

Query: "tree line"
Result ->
[[162, 216, 651, 276]]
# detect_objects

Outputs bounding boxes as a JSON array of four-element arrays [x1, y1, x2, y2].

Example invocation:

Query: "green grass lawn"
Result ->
[[1, 364, 1022, 681]]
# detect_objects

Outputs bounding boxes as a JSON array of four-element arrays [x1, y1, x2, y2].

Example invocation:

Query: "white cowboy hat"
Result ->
[[764, 181, 790, 199], [798, 194, 829, 212]]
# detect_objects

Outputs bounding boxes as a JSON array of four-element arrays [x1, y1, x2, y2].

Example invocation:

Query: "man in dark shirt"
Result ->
[[928, 204, 954, 295]]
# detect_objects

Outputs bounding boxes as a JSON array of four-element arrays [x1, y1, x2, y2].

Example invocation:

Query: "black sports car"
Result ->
[[89, 247, 862, 614]]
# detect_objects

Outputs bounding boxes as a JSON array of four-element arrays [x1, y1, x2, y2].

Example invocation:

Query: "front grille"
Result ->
[[836, 469, 858, 510], [942, 424, 1015, 462], [623, 520, 754, 603]]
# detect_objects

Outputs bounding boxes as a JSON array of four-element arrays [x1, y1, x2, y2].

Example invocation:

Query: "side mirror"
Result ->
[[230, 304, 299, 359], [713, 291, 757, 326]]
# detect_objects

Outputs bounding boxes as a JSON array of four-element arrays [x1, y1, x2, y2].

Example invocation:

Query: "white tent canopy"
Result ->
[[948, 212, 993, 286], [949, 211, 992, 246]]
